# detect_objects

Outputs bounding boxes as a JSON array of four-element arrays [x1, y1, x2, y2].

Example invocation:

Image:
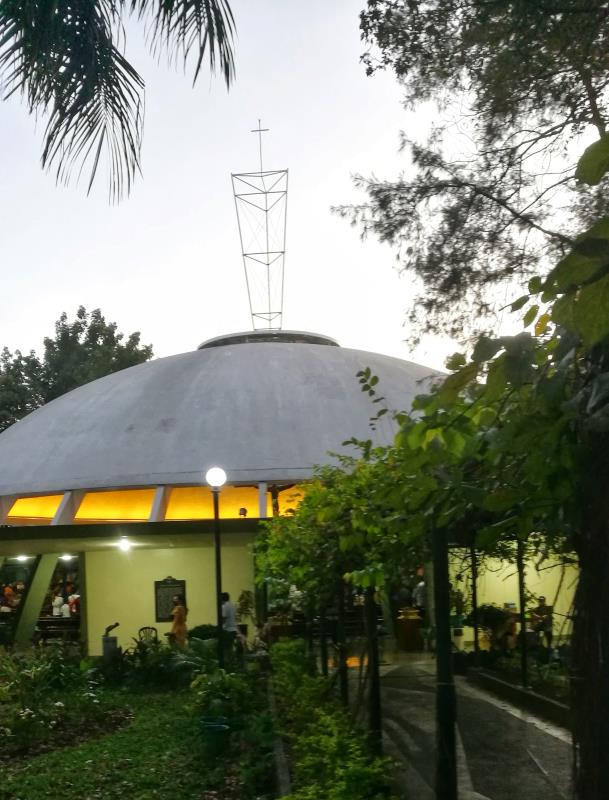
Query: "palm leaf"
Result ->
[[0, 0, 144, 201], [132, 0, 236, 86]]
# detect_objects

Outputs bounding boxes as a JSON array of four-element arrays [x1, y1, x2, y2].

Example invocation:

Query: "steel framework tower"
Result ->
[[232, 121, 288, 330]]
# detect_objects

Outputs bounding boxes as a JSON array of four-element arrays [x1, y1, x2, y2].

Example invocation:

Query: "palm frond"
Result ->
[[132, 0, 236, 86], [0, 1, 144, 201]]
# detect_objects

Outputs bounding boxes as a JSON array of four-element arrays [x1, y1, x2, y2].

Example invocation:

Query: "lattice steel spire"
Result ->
[[232, 120, 288, 330]]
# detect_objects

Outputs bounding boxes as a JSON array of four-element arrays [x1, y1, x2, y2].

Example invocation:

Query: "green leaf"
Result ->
[[475, 527, 502, 550], [484, 357, 507, 401], [443, 429, 466, 457], [503, 353, 534, 387], [548, 252, 606, 292], [511, 295, 529, 312], [575, 132, 609, 185], [405, 422, 426, 450], [441, 363, 478, 393], [523, 305, 539, 327], [483, 489, 521, 512], [573, 238, 609, 258], [580, 217, 609, 240], [572, 272, 609, 346], [472, 335, 503, 364], [528, 276, 543, 294], [551, 292, 577, 331]]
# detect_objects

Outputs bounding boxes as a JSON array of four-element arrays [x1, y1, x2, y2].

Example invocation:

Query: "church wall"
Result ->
[[84, 532, 255, 656], [449, 550, 578, 646]]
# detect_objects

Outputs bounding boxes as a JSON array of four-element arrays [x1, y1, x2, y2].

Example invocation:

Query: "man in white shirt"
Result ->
[[221, 592, 238, 638]]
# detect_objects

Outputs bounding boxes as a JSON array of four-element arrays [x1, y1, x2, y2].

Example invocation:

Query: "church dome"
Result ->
[[0, 331, 437, 497]]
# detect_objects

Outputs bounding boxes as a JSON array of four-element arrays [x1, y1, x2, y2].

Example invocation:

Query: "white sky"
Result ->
[[0, 0, 456, 370]]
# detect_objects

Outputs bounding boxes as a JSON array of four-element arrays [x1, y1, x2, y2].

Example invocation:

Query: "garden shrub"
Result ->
[[271, 639, 395, 800], [97, 637, 218, 690], [0, 646, 122, 757], [191, 669, 251, 722]]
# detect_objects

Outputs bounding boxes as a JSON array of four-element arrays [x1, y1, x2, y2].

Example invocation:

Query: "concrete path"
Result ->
[[373, 657, 572, 800]]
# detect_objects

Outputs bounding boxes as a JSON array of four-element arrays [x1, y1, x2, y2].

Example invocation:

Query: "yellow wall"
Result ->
[[84, 532, 256, 656]]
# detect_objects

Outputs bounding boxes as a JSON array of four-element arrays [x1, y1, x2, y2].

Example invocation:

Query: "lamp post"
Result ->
[[206, 466, 227, 667]]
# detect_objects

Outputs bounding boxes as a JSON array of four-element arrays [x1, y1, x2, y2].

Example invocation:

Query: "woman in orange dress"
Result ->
[[170, 594, 188, 648]]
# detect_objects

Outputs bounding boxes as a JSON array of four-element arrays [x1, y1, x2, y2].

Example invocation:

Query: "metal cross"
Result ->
[[251, 119, 269, 173]]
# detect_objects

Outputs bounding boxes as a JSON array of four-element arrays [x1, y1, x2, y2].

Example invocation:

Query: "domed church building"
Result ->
[[0, 329, 435, 654]]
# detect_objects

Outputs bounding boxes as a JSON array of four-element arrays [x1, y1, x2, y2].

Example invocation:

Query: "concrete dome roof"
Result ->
[[0, 331, 437, 496]]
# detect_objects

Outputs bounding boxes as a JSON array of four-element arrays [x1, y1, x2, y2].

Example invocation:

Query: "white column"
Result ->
[[51, 490, 84, 525], [258, 482, 268, 518], [149, 486, 171, 522]]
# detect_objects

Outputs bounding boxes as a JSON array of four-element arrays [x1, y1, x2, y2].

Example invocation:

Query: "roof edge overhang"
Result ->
[[0, 469, 315, 498]]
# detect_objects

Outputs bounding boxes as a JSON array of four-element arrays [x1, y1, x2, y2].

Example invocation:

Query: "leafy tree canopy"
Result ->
[[336, 1, 609, 339], [0, 305, 153, 431]]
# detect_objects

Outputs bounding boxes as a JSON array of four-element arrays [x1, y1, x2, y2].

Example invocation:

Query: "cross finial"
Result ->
[[251, 118, 269, 172]]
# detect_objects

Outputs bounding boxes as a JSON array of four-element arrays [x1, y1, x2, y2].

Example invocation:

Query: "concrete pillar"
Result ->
[[14, 555, 58, 647], [0, 495, 16, 524], [52, 490, 84, 525], [149, 486, 171, 522], [258, 482, 268, 518]]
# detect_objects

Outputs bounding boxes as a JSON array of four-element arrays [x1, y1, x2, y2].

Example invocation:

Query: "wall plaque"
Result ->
[[154, 576, 186, 622]]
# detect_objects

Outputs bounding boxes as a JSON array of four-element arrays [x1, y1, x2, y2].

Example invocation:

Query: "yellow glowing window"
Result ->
[[277, 487, 305, 515], [75, 489, 155, 522], [165, 486, 265, 520], [7, 494, 64, 523]]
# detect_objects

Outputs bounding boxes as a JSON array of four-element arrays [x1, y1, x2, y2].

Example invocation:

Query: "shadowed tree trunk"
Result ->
[[572, 432, 609, 800], [364, 587, 382, 755], [337, 581, 349, 706]]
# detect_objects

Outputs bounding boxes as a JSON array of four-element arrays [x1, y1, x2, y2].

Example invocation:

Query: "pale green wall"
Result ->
[[450, 550, 578, 645], [85, 532, 255, 656]]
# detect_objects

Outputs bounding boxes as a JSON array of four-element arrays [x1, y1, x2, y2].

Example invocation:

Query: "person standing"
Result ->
[[413, 579, 426, 618], [170, 594, 188, 648], [221, 592, 238, 644], [531, 595, 553, 649]]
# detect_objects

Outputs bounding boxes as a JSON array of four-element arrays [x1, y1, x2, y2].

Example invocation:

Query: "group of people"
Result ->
[[0, 580, 25, 613], [48, 581, 80, 618], [170, 591, 239, 648]]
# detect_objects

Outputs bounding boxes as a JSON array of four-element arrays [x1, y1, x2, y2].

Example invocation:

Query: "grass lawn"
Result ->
[[0, 691, 231, 800]]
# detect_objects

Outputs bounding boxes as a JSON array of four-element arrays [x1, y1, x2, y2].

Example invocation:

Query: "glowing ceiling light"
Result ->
[[117, 537, 132, 552], [59, 554, 75, 562], [15, 555, 30, 562]]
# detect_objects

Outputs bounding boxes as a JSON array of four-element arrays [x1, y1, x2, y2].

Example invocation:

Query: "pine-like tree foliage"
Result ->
[[337, 1, 609, 339], [0, 1, 235, 200], [0, 305, 153, 431]]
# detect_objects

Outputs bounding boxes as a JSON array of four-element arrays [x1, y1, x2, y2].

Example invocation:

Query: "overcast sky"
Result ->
[[0, 0, 456, 370]]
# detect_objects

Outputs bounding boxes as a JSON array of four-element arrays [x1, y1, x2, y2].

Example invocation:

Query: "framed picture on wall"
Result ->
[[154, 576, 186, 622]]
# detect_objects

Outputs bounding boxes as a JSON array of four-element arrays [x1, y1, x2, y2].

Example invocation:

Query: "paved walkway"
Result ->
[[372, 656, 571, 800]]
